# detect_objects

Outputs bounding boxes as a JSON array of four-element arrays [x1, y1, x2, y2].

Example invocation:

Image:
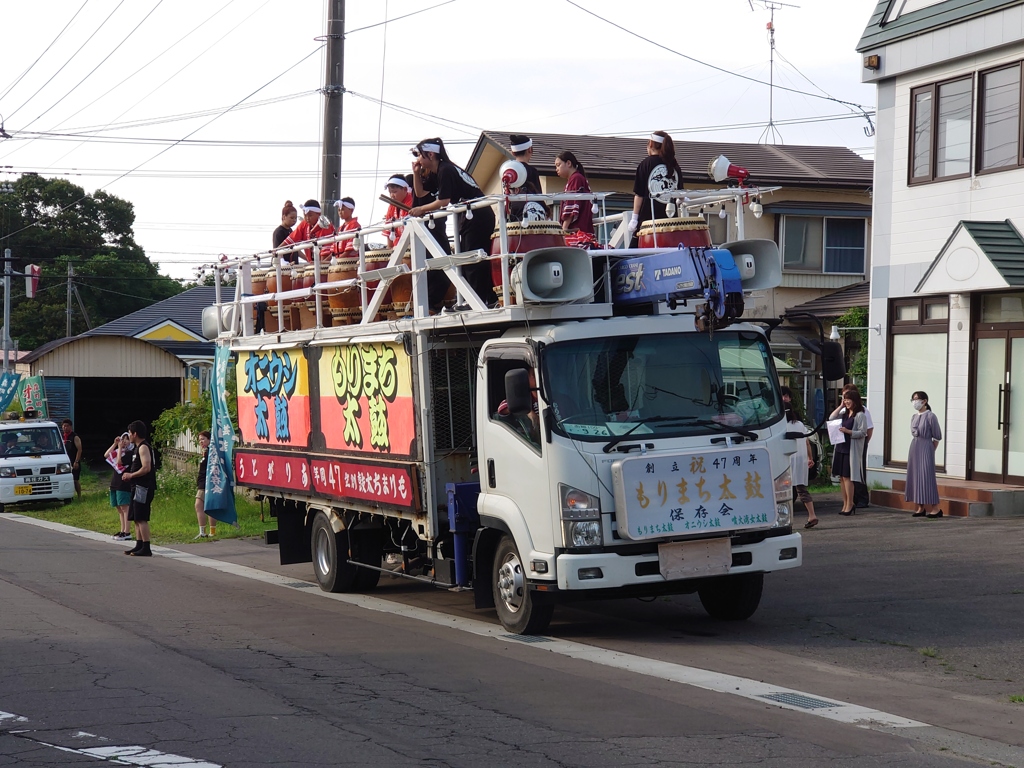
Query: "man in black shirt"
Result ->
[[410, 138, 496, 308]]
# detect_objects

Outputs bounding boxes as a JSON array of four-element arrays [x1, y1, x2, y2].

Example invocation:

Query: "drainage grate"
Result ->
[[282, 581, 317, 589], [759, 692, 838, 710], [501, 634, 551, 643]]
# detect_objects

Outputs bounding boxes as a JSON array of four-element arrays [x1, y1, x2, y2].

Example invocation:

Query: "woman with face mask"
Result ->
[[905, 391, 943, 518]]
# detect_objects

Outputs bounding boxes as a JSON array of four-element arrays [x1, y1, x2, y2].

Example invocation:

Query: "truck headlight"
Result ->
[[560, 484, 601, 547], [57, 463, 72, 474], [774, 502, 792, 528], [0, 467, 14, 478], [773, 466, 791, 502]]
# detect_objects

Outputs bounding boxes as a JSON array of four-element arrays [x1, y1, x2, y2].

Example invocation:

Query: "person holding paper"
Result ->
[[832, 390, 867, 516]]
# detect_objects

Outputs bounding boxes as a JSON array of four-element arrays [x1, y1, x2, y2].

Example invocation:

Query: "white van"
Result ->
[[0, 418, 75, 512]]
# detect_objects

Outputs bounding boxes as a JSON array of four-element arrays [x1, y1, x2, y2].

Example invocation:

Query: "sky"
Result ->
[[0, 0, 879, 284]]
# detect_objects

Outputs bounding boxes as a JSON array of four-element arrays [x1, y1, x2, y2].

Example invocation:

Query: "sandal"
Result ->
[[804, 519, 819, 529]]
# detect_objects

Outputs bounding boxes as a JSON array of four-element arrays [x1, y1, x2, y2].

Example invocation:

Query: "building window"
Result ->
[[887, 297, 949, 467], [910, 77, 973, 183], [979, 64, 1021, 172], [782, 216, 866, 275]]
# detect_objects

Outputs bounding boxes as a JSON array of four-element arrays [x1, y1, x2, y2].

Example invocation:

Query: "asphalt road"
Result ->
[[0, 498, 1022, 768]]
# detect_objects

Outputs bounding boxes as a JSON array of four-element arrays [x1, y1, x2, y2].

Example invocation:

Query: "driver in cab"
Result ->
[[496, 368, 540, 447]]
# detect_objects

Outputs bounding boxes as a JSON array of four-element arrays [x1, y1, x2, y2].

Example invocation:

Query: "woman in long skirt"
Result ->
[[905, 390, 943, 518]]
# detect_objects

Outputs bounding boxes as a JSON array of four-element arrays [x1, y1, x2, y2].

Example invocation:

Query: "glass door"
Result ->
[[972, 332, 1024, 483]]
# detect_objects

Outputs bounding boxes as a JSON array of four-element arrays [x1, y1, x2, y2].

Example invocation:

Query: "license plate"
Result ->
[[657, 538, 731, 580], [25, 475, 50, 483], [14, 485, 33, 496]]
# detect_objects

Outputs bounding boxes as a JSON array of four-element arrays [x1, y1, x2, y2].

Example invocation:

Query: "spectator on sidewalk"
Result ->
[[122, 421, 156, 557], [786, 405, 819, 529], [106, 433, 132, 541], [830, 385, 873, 507], [194, 431, 216, 539], [906, 391, 943, 519], [61, 419, 83, 500]]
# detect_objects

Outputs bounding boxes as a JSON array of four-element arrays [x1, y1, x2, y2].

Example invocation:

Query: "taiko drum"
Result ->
[[636, 217, 712, 249], [489, 220, 566, 289]]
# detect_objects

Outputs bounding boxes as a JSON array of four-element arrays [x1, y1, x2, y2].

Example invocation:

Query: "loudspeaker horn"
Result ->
[[511, 246, 594, 304], [202, 304, 237, 340], [720, 239, 782, 291]]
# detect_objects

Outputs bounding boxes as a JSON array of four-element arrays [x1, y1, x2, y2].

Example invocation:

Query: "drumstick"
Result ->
[[379, 194, 412, 212]]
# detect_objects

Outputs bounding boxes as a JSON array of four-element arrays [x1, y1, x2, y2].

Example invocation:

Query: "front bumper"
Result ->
[[556, 532, 802, 590]]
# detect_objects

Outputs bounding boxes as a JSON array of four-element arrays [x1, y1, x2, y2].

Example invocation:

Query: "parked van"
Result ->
[[0, 417, 75, 512]]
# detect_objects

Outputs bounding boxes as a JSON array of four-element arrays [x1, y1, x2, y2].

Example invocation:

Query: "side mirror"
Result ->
[[821, 340, 846, 382], [504, 369, 532, 416]]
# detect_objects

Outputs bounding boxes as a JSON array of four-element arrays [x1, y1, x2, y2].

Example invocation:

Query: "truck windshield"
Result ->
[[540, 331, 783, 441], [0, 427, 66, 457]]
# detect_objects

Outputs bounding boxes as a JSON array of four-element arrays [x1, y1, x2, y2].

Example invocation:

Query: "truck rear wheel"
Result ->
[[492, 535, 553, 635], [698, 572, 764, 621], [311, 512, 358, 593]]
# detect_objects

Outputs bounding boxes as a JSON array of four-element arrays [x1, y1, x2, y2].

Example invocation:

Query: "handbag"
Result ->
[[133, 485, 149, 504]]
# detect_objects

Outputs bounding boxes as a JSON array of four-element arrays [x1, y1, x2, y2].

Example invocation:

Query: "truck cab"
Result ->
[[0, 417, 75, 512]]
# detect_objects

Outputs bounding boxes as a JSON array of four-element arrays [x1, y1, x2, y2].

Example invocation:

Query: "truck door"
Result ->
[[477, 346, 553, 555]]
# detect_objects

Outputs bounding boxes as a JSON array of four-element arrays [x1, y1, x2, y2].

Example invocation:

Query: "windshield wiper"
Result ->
[[601, 416, 700, 453], [685, 418, 759, 441]]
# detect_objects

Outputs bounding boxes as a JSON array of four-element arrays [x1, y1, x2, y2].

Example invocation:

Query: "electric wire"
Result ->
[[4, 1, 128, 123], [2, 44, 327, 243], [346, 0, 458, 34], [347, 90, 483, 136], [563, 0, 872, 115], [370, 0, 390, 223], [18, 1, 166, 135], [0, 0, 91, 106]]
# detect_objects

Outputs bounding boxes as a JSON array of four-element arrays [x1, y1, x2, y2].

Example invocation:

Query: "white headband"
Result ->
[[386, 177, 410, 189], [650, 133, 665, 144], [335, 200, 355, 210], [510, 138, 532, 152], [304, 205, 322, 213], [420, 142, 441, 153]]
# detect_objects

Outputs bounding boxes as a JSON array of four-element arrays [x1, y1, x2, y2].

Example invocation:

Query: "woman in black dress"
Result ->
[[272, 200, 298, 262], [628, 130, 683, 243]]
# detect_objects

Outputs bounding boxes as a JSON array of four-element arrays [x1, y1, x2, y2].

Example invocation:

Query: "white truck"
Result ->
[[0, 416, 75, 513], [204, 187, 835, 634]]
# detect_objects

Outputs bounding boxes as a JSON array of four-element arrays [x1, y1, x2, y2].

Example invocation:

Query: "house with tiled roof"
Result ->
[[467, 130, 874, 381], [21, 286, 215, 456], [858, 0, 1024, 510]]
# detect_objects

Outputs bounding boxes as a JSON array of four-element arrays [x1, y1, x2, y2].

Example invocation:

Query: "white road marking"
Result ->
[[0, 709, 220, 767], [0, 515, 937, 731]]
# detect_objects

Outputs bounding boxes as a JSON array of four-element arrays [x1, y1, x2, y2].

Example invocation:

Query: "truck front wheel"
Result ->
[[698, 572, 764, 621], [492, 535, 553, 635], [311, 512, 358, 593]]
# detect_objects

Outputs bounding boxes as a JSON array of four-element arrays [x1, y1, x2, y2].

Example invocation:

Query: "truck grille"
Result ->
[[431, 347, 477, 451]]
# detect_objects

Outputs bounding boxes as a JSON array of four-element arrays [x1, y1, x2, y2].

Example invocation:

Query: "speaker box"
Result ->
[[719, 239, 782, 291], [512, 247, 594, 304], [202, 304, 237, 340]]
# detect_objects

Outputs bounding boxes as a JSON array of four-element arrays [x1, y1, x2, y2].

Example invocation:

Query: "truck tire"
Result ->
[[311, 512, 358, 593], [353, 530, 383, 591], [698, 572, 764, 621], [492, 535, 553, 635]]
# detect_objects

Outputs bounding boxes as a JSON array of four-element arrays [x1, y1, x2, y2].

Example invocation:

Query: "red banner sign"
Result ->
[[235, 451, 311, 493], [310, 458, 417, 511]]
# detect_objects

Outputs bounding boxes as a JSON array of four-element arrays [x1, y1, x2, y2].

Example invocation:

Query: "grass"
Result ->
[[918, 647, 939, 658], [1010, 695, 1024, 704], [14, 465, 274, 544]]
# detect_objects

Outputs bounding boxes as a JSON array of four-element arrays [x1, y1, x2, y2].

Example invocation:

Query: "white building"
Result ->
[[859, 0, 1024, 507]]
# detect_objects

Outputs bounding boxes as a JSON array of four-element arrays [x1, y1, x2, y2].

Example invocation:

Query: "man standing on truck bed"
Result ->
[[62, 419, 83, 500]]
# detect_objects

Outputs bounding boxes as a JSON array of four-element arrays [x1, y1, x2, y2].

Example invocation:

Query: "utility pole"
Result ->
[[320, 0, 345, 227], [66, 263, 73, 337], [2, 249, 11, 373]]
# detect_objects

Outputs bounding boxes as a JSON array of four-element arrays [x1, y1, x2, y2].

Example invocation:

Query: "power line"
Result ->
[[2, 44, 328, 242], [0, 0, 91, 106], [3, 1, 128, 123], [346, 0, 458, 34], [18, 1, 166, 134], [563, 0, 873, 117], [347, 90, 483, 136]]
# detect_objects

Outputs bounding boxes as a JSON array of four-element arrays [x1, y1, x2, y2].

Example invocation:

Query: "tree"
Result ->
[[0, 174, 184, 350]]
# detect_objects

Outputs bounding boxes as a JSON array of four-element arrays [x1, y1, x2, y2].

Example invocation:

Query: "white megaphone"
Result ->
[[511, 247, 594, 304], [500, 160, 528, 190], [202, 303, 238, 339], [708, 154, 750, 185], [720, 239, 781, 291]]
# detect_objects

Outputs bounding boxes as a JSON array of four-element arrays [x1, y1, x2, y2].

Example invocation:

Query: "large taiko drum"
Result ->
[[328, 255, 360, 324], [637, 217, 712, 249], [251, 268, 268, 296], [489, 221, 566, 292], [364, 248, 393, 320], [389, 251, 413, 316]]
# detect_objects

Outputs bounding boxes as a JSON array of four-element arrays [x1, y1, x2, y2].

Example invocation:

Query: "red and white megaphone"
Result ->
[[708, 155, 750, 185], [500, 160, 528, 191]]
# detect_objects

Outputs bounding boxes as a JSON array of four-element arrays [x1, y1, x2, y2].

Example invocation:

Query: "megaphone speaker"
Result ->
[[720, 239, 782, 291], [512, 246, 594, 304], [202, 304, 237, 340]]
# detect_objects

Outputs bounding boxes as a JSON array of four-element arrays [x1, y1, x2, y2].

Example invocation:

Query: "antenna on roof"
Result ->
[[749, 0, 799, 146]]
